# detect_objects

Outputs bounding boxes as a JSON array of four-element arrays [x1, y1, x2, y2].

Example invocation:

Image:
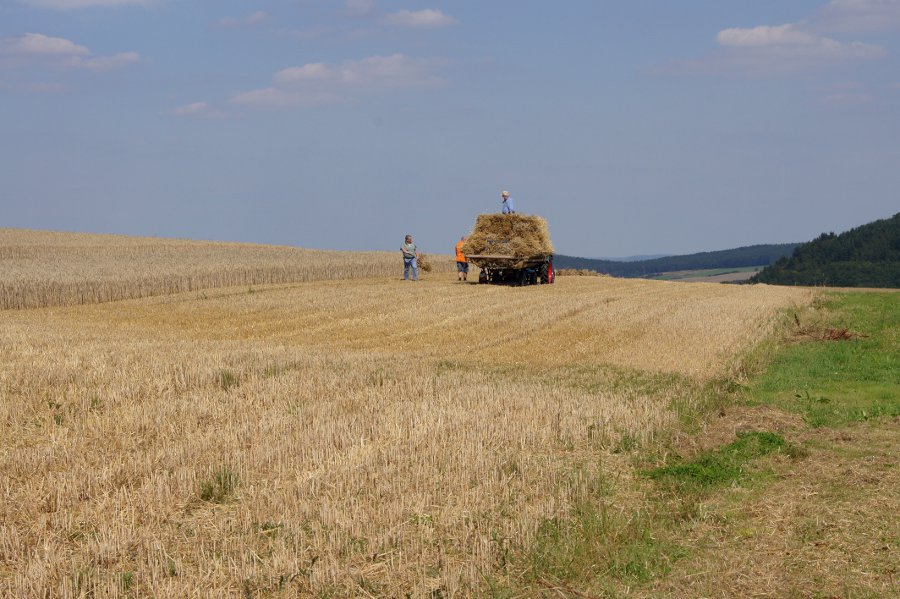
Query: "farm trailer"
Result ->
[[467, 254, 555, 286]]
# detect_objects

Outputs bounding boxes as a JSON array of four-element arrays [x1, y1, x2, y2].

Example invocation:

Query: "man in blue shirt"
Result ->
[[401, 234, 419, 281], [501, 190, 516, 214]]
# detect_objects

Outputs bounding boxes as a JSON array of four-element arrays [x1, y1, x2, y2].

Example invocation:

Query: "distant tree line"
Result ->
[[555, 244, 798, 278], [751, 213, 900, 288]]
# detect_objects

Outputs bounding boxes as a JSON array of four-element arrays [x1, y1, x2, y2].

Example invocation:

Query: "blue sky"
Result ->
[[1, 0, 898, 257]]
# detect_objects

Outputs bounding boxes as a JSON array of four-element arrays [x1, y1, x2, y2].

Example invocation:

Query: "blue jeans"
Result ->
[[404, 257, 418, 281]]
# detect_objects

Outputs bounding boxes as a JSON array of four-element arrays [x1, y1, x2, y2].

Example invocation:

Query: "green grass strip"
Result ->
[[750, 292, 899, 427], [645, 431, 791, 492]]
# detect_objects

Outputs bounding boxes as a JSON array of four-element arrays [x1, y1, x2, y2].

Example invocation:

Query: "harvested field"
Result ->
[[0, 250, 813, 597], [0, 229, 454, 310], [649, 267, 761, 284], [556, 268, 608, 277]]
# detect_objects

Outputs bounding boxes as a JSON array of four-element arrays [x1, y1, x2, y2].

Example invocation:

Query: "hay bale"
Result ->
[[417, 253, 433, 273], [461, 214, 554, 258]]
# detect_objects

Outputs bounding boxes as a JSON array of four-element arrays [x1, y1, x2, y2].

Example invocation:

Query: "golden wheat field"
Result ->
[[0, 229, 453, 310], [0, 231, 816, 597]]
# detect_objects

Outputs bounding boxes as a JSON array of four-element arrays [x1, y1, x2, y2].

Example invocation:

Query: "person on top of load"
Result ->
[[501, 190, 516, 214], [455, 236, 469, 282]]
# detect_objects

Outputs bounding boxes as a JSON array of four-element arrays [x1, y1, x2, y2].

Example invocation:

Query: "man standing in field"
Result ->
[[455, 236, 469, 282], [501, 190, 516, 214], [401, 234, 419, 281]]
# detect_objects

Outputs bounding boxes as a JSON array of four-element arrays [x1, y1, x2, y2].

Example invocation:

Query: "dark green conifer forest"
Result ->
[[555, 244, 797, 277], [751, 213, 900, 288]]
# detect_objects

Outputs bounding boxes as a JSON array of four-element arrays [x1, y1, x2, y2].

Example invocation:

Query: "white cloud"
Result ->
[[668, 1, 897, 77], [729, 27, 882, 70], [18, 0, 160, 8], [213, 11, 272, 29], [381, 9, 457, 28], [246, 11, 270, 25], [0, 33, 140, 72], [169, 101, 228, 118], [273, 63, 332, 84], [716, 24, 884, 62], [815, 0, 900, 32], [716, 24, 818, 47], [1, 33, 89, 56], [233, 54, 448, 109], [668, 21, 886, 75], [276, 54, 445, 88], [66, 51, 141, 71]]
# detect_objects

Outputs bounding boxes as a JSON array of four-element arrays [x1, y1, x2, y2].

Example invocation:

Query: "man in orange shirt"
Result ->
[[455, 236, 469, 282]]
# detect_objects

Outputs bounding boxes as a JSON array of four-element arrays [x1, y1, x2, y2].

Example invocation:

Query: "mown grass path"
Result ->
[[624, 291, 898, 598]]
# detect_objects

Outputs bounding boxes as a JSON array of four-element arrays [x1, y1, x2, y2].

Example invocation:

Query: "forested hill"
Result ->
[[555, 243, 798, 277], [751, 213, 900, 288]]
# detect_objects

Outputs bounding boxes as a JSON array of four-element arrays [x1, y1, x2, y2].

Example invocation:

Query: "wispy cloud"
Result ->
[[813, 0, 900, 33], [18, 0, 161, 9], [281, 4, 457, 42], [342, 0, 377, 18], [814, 81, 874, 105], [0, 33, 141, 71], [666, 1, 896, 77], [213, 11, 272, 29], [668, 31, 884, 75], [821, 91, 874, 104], [0, 78, 64, 93], [232, 54, 448, 109], [1, 32, 89, 56], [381, 9, 457, 29], [231, 87, 341, 109], [68, 52, 140, 71], [168, 102, 228, 119], [716, 23, 884, 67], [274, 54, 446, 88], [716, 24, 820, 47]]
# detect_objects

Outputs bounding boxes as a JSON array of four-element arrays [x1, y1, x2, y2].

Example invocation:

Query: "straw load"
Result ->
[[461, 214, 554, 267], [416, 253, 433, 273]]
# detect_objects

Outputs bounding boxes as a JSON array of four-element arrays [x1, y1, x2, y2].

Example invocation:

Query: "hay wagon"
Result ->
[[460, 213, 556, 286], [467, 254, 555, 286]]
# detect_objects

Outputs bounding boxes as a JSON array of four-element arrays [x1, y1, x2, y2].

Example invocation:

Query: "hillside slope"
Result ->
[[0, 228, 454, 309], [751, 213, 900, 287], [556, 243, 798, 277]]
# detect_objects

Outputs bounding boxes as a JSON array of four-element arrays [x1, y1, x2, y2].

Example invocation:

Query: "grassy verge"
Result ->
[[749, 291, 899, 426], [645, 431, 799, 493], [492, 291, 898, 597]]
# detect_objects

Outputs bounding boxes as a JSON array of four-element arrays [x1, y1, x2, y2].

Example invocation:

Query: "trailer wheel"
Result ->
[[518, 270, 528, 286], [479, 270, 488, 284]]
